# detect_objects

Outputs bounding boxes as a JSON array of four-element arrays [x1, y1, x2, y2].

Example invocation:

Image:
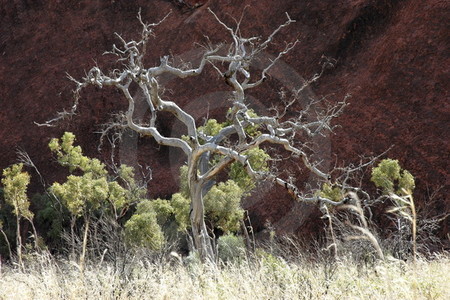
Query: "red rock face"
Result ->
[[0, 1, 448, 244]]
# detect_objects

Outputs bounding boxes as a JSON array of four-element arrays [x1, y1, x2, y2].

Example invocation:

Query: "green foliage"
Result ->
[[197, 111, 262, 143], [49, 132, 106, 175], [204, 180, 244, 233], [0, 188, 16, 258], [33, 193, 63, 250], [46, 121, 270, 252], [242, 109, 263, 138], [151, 176, 245, 235], [49, 132, 138, 218], [175, 130, 270, 236], [398, 170, 415, 195], [1, 163, 32, 220], [149, 198, 174, 225], [170, 192, 191, 232], [48, 133, 177, 252], [217, 233, 246, 263], [371, 159, 400, 193], [371, 159, 415, 196], [49, 132, 173, 253], [118, 164, 136, 185], [198, 119, 225, 137], [223, 109, 262, 137], [229, 147, 270, 192], [51, 174, 108, 217], [165, 166, 246, 234], [318, 183, 344, 202], [115, 164, 148, 204], [124, 200, 164, 250]]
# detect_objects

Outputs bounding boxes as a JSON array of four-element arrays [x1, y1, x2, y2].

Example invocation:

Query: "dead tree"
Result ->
[[41, 10, 348, 262]]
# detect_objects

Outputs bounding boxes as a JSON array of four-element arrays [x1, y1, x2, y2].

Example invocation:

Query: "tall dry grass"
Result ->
[[0, 251, 448, 300]]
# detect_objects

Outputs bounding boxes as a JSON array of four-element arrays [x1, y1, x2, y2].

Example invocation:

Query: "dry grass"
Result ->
[[0, 252, 449, 300]]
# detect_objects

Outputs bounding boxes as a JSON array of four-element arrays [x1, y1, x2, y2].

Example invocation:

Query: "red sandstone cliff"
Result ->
[[0, 0, 448, 242]]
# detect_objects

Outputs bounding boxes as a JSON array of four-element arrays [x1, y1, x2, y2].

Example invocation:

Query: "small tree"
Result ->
[[1, 163, 32, 269], [49, 132, 145, 269], [43, 11, 348, 262], [371, 159, 417, 262]]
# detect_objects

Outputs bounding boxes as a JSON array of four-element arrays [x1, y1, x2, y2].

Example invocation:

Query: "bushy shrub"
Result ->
[[48, 132, 162, 265], [124, 200, 164, 250], [162, 165, 246, 235], [318, 183, 344, 203], [49, 133, 140, 218], [204, 180, 244, 233], [372, 159, 418, 261], [371, 159, 415, 196]]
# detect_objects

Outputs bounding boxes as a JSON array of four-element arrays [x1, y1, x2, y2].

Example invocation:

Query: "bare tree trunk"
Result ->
[[322, 204, 338, 259], [15, 215, 23, 271], [79, 215, 90, 272], [189, 179, 215, 263], [410, 197, 417, 264], [240, 219, 252, 252], [26, 217, 40, 251], [70, 216, 76, 259]]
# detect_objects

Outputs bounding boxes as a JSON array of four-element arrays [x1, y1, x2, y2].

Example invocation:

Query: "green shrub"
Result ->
[[204, 180, 244, 233], [371, 159, 415, 196], [229, 147, 270, 192], [318, 183, 344, 203], [168, 166, 246, 234], [124, 200, 164, 250]]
